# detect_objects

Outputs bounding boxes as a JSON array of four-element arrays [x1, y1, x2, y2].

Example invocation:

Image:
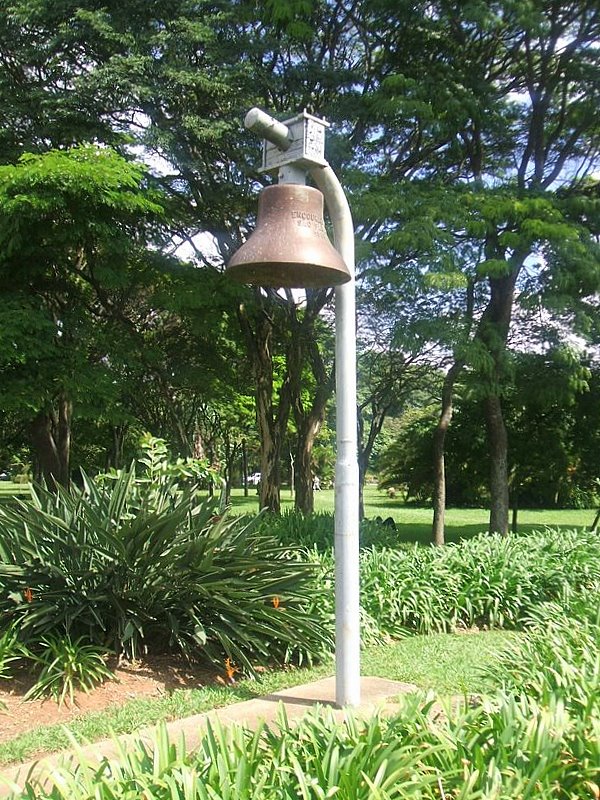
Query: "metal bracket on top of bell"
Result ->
[[260, 111, 330, 173], [226, 184, 350, 288]]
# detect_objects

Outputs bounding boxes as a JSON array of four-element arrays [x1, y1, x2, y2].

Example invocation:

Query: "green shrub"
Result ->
[[271, 525, 600, 648], [302, 548, 390, 647], [0, 471, 332, 674], [0, 622, 25, 680], [15, 691, 599, 799], [25, 635, 113, 706], [299, 527, 600, 644], [482, 589, 600, 716], [96, 433, 220, 511], [7, 545, 600, 798], [350, 528, 600, 638], [257, 510, 404, 551], [444, 528, 600, 629], [256, 511, 335, 549]]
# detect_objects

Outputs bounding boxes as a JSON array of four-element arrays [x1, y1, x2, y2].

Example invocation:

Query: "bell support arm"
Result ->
[[244, 108, 361, 708], [310, 164, 360, 709]]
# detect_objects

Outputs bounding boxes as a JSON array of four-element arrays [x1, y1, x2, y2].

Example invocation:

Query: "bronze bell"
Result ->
[[227, 184, 351, 288]]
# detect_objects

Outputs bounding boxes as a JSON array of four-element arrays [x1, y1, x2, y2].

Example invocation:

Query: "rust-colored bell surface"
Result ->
[[227, 184, 351, 288]]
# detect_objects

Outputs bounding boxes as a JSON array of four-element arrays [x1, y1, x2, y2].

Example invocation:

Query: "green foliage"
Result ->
[[0, 630, 513, 767], [0, 143, 177, 486], [14, 679, 599, 799], [260, 516, 600, 642], [377, 406, 440, 503], [25, 635, 113, 707], [0, 470, 331, 674], [354, 528, 600, 637], [0, 148, 164, 277], [256, 511, 406, 552], [256, 510, 334, 549], [379, 353, 600, 509], [483, 592, 600, 717], [9, 570, 597, 794], [1, 0, 600, 550], [0, 622, 25, 680], [97, 434, 219, 512]]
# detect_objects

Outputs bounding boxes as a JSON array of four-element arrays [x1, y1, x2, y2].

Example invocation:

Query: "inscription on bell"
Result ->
[[290, 209, 327, 237]]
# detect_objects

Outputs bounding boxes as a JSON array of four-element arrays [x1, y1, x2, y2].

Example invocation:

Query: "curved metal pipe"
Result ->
[[311, 165, 360, 708], [241, 108, 361, 707]]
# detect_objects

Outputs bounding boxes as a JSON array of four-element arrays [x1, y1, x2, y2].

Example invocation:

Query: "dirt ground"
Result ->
[[0, 657, 219, 745]]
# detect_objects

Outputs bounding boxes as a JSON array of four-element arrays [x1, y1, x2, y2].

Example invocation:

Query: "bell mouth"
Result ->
[[226, 184, 351, 288], [226, 260, 350, 288]]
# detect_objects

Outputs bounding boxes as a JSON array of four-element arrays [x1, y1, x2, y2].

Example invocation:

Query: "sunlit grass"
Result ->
[[362, 630, 520, 694], [227, 486, 595, 544], [0, 481, 30, 498], [1, 483, 594, 544]]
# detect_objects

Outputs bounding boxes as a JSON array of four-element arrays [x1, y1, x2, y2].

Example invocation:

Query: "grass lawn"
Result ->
[[1, 483, 595, 544], [229, 485, 596, 545], [0, 481, 31, 500], [362, 630, 519, 694], [0, 630, 517, 767]]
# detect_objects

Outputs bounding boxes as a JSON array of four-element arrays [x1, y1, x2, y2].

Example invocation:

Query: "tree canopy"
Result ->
[[0, 0, 598, 529]]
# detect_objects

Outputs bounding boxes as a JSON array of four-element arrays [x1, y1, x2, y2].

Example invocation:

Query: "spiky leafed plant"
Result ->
[[0, 470, 331, 674]]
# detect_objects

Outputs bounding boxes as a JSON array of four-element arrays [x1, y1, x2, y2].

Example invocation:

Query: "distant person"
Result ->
[[312, 475, 321, 490]]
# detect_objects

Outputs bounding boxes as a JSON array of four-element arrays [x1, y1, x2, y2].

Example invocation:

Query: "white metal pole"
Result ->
[[311, 166, 360, 708], [242, 108, 360, 708]]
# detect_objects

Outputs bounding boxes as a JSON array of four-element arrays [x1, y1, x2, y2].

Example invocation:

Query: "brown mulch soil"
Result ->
[[0, 656, 220, 745]]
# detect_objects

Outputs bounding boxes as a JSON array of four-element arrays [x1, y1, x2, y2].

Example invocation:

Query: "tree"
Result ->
[[356, 346, 431, 519], [0, 146, 167, 484], [58, 0, 363, 511], [4, 0, 597, 523], [286, 292, 336, 514], [379, 346, 599, 513], [0, 0, 133, 162], [351, 0, 600, 534]]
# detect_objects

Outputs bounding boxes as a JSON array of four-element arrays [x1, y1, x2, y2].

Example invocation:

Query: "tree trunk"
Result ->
[[56, 395, 72, 486], [358, 460, 366, 522], [511, 497, 519, 534], [293, 390, 332, 514], [238, 300, 289, 514], [431, 361, 463, 546], [357, 404, 389, 521], [108, 425, 126, 470], [258, 417, 281, 512], [294, 429, 315, 514], [431, 279, 477, 545], [237, 289, 329, 515], [357, 411, 367, 522], [431, 437, 447, 546], [30, 394, 72, 488], [289, 451, 295, 498], [192, 428, 206, 460], [223, 440, 239, 506], [291, 336, 334, 515], [475, 261, 522, 538], [255, 334, 285, 512], [485, 394, 509, 535], [31, 413, 61, 487], [241, 439, 248, 497]]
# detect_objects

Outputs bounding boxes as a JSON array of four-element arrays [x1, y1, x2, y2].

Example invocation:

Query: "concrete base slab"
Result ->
[[0, 676, 418, 797]]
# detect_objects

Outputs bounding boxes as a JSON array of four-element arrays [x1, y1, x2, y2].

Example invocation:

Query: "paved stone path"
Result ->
[[0, 676, 418, 797]]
